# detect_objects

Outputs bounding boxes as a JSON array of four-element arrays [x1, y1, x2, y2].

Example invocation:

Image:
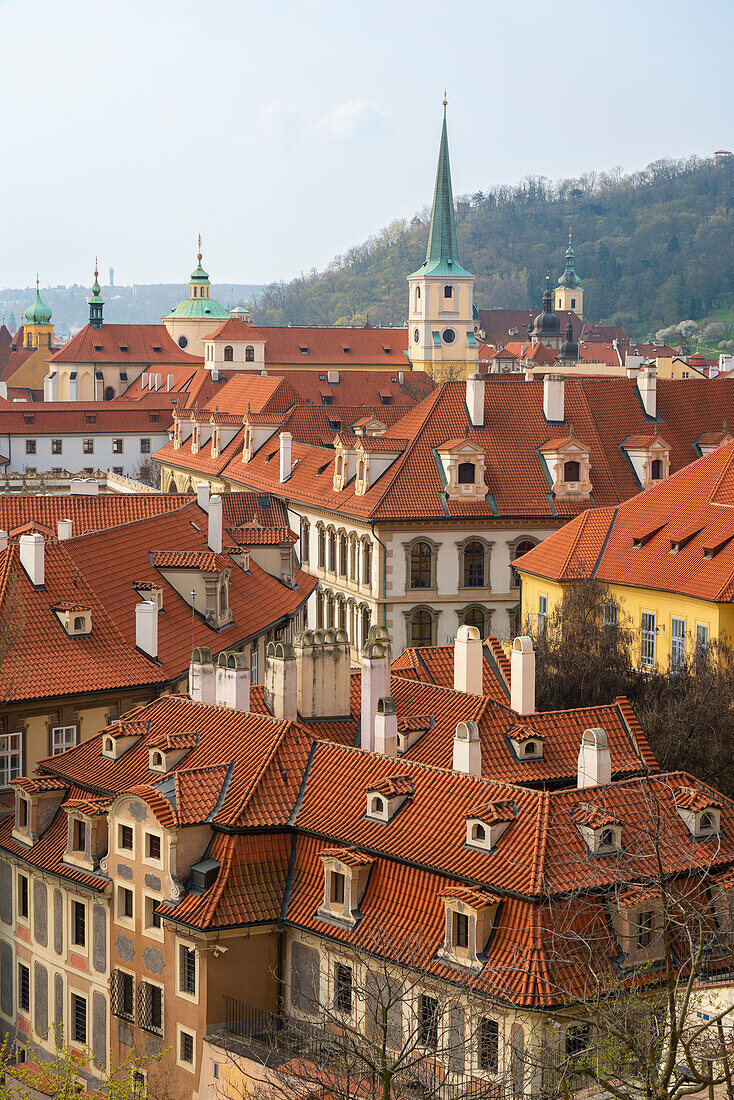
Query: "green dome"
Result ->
[[190, 260, 210, 282], [25, 285, 52, 325], [166, 297, 230, 320], [558, 232, 582, 289]]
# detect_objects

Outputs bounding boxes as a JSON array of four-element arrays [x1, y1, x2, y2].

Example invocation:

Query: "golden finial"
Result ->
[[36, 274, 39, 291], [197, 233, 202, 262], [94, 255, 99, 279], [569, 226, 573, 244], [442, 90, 448, 108]]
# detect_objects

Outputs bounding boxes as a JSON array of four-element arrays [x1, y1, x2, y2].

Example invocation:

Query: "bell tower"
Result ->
[[88, 261, 104, 330], [407, 101, 477, 380], [555, 229, 584, 319]]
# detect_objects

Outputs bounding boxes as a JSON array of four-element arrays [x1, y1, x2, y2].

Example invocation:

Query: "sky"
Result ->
[[1, 0, 733, 289]]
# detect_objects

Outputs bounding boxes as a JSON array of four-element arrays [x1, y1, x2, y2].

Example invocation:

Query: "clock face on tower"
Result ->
[[414, 328, 420, 342], [442, 328, 456, 344]]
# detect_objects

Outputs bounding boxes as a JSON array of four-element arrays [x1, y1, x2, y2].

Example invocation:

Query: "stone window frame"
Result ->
[[300, 516, 310, 565], [456, 536, 493, 592], [337, 529, 348, 578], [348, 533, 358, 583], [115, 819, 136, 860], [143, 894, 165, 943], [115, 883, 135, 930], [403, 604, 440, 648], [68, 893, 88, 956], [17, 960, 30, 1016], [316, 523, 326, 570], [176, 1023, 197, 1074], [361, 537, 373, 590], [507, 535, 540, 590], [176, 936, 200, 1006], [110, 965, 136, 1022], [403, 536, 440, 593], [457, 605, 493, 637], [17, 869, 30, 925], [327, 526, 337, 575], [69, 988, 88, 1048], [143, 830, 163, 868]]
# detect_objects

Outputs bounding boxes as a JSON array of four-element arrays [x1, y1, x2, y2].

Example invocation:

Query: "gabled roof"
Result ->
[[204, 319, 410, 366], [48, 324, 202, 365]]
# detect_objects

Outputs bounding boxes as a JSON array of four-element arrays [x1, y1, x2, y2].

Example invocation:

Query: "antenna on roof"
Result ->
[[191, 588, 196, 656]]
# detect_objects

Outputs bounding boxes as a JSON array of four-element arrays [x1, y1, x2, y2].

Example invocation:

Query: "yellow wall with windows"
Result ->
[[518, 569, 733, 671]]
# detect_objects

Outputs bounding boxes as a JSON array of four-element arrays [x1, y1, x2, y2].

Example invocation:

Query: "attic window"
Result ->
[[342, 346, 351, 354], [85, 414, 97, 424], [382, 346, 391, 354], [321, 395, 333, 406], [149, 413, 160, 423], [265, 450, 278, 462], [258, 496, 271, 507], [93, 344, 103, 352], [703, 537, 732, 560], [152, 344, 162, 353], [23, 415, 34, 425], [317, 463, 330, 475], [299, 346, 309, 355], [119, 345, 128, 353], [380, 395, 392, 406], [329, 420, 343, 430], [632, 523, 666, 550], [103, 737, 115, 758], [150, 750, 164, 771]]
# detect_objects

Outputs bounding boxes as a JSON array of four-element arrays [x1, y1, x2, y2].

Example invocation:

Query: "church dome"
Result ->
[[559, 320, 578, 360], [533, 283, 560, 335], [558, 230, 582, 289], [25, 282, 52, 325]]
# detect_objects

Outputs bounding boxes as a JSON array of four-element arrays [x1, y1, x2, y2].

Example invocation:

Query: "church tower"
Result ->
[[24, 277, 54, 349], [554, 229, 584, 319], [88, 261, 104, 330], [407, 102, 477, 379]]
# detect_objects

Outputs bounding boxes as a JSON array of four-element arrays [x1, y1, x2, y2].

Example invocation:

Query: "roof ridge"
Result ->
[[217, 718, 296, 825]]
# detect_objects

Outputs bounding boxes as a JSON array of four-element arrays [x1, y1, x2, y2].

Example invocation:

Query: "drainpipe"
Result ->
[[370, 520, 389, 626], [276, 920, 285, 1019]]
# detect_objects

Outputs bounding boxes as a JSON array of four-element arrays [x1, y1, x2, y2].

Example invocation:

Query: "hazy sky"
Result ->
[[2, 0, 732, 289]]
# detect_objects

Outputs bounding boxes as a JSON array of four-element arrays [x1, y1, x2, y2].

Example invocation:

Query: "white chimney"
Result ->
[[142, 372, 149, 390], [167, 374, 175, 392], [0, 381, 7, 400], [19, 533, 44, 587], [360, 627, 391, 751], [0, 531, 6, 551], [136, 600, 158, 659], [454, 625, 483, 696], [466, 374, 485, 428], [638, 366, 657, 419], [294, 629, 351, 719], [264, 642, 297, 721], [196, 481, 210, 512], [577, 727, 612, 788], [452, 720, 481, 776], [208, 494, 222, 554], [189, 647, 216, 704], [510, 636, 535, 715], [57, 519, 73, 541], [543, 374, 565, 422], [374, 697, 398, 757], [279, 432, 292, 482], [216, 651, 251, 711]]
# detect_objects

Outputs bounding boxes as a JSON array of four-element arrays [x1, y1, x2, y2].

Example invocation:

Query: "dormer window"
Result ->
[[458, 462, 475, 484], [623, 434, 670, 489], [150, 750, 164, 771], [651, 459, 663, 480], [470, 823, 486, 844], [365, 776, 413, 822], [369, 795, 384, 816], [436, 439, 488, 501], [508, 724, 544, 760], [17, 795, 28, 830], [673, 786, 722, 838], [540, 437, 592, 500], [72, 819, 87, 854], [438, 887, 499, 970], [563, 460, 580, 482], [53, 605, 92, 636], [571, 804, 622, 855], [318, 848, 373, 927], [465, 802, 514, 852], [103, 737, 115, 758]]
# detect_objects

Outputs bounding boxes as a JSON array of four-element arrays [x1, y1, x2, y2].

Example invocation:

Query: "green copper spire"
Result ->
[[24, 276, 52, 325], [89, 259, 104, 329], [558, 227, 582, 289], [410, 99, 472, 279]]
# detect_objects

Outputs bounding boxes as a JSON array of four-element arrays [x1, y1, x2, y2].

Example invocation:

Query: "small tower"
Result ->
[[88, 260, 104, 330], [557, 319, 579, 366], [189, 235, 211, 302], [23, 277, 54, 350], [407, 100, 477, 380], [555, 229, 584, 319], [531, 277, 562, 351]]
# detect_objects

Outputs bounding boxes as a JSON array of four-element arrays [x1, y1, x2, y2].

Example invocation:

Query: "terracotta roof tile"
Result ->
[[49, 324, 202, 365]]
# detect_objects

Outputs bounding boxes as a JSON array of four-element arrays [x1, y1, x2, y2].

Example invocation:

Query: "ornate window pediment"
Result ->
[[539, 436, 592, 499], [317, 847, 373, 927], [623, 433, 671, 489], [437, 886, 500, 970], [436, 438, 488, 500]]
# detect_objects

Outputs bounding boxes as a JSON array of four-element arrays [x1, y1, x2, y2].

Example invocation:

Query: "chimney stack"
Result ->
[[0, 532, 7, 552], [360, 626, 392, 751], [196, 481, 210, 512], [279, 432, 292, 482], [136, 601, 158, 659], [208, 494, 223, 554], [637, 366, 657, 419], [57, 519, 73, 541], [264, 642, 297, 722], [454, 625, 483, 696], [167, 374, 175, 392], [466, 374, 485, 429], [543, 374, 565, 422], [374, 697, 398, 757], [70, 478, 99, 496], [577, 727, 612, 788], [189, 647, 216, 704], [510, 636, 535, 715], [19, 533, 44, 587], [452, 720, 482, 776], [216, 650, 251, 711], [294, 629, 351, 719]]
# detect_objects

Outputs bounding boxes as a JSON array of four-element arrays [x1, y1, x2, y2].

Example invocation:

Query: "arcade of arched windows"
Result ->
[[316, 585, 372, 649], [309, 521, 373, 591]]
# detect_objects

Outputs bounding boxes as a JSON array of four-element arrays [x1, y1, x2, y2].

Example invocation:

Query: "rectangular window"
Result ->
[[51, 439, 62, 454], [453, 911, 469, 949], [18, 874, 28, 920], [330, 871, 345, 905], [18, 963, 29, 1013], [111, 969, 134, 1020], [180, 1030, 194, 1064], [419, 993, 439, 1049], [72, 819, 86, 853], [670, 617, 686, 671], [334, 963, 352, 1015], [538, 594, 547, 633], [72, 901, 86, 947], [144, 895, 162, 932], [603, 602, 618, 626], [25, 440, 36, 455], [140, 438, 151, 453], [179, 945, 196, 996], [640, 612, 656, 668], [0, 733, 22, 788], [696, 623, 709, 654], [113, 466, 123, 475], [17, 797, 27, 829], [118, 886, 133, 920], [250, 647, 258, 687], [119, 824, 133, 851], [52, 725, 76, 755], [112, 438, 123, 454], [71, 993, 87, 1044], [146, 833, 161, 861], [478, 1017, 499, 1073], [637, 910, 654, 949], [139, 981, 163, 1035], [82, 439, 94, 454]]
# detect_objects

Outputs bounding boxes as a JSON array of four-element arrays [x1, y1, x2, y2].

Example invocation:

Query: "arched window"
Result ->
[[326, 594, 335, 628], [371, 796, 384, 815], [338, 598, 347, 631], [104, 386, 115, 401], [316, 591, 324, 629], [410, 542, 432, 589], [338, 533, 347, 576], [524, 742, 536, 756], [471, 823, 486, 842], [318, 526, 326, 569], [512, 539, 537, 588], [362, 540, 372, 586], [563, 459, 580, 482], [464, 542, 484, 587], [73, 616, 85, 632], [245, 345, 255, 362], [328, 529, 336, 572], [361, 606, 371, 648], [410, 608, 433, 647], [357, 458, 365, 484], [151, 751, 163, 767], [600, 828, 614, 847], [223, 345, 234, 362], [444, 285, 453, 299], [219, 584, 228, 616], [458, 462, 475, 484], [651, 458, 663, 479], [463, 607, 485, 633], [104, 737, 114, 754], [300, 518, 310, 563]]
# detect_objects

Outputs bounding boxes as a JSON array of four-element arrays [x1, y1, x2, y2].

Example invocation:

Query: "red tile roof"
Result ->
[[151, 549, 230, 572], [49, 324, 203, 365], [391, 641, 510, 706], [226, 526, 297, 546], [0, 494, 187, 539], [0, 402, 177, 434], [205, 321, 409, 366]]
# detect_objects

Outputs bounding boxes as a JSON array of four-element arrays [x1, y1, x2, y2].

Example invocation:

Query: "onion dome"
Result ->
[[533, 278, 561, 335], [88, 261, 104, 329], [559, 320, 579, 360], [24, 277, 52, 325], [558, 228, 582, 289]]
